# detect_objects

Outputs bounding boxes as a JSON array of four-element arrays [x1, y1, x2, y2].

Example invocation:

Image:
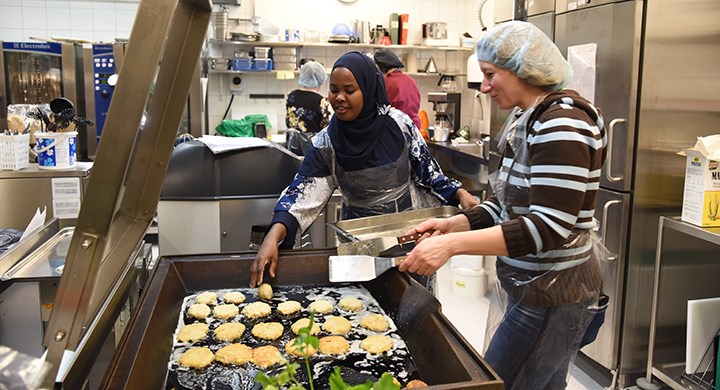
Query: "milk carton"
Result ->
[[681, 135, 720, 227]]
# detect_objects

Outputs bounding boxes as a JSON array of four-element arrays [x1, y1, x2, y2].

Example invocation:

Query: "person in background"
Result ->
[[398, 21, 608, 390], [373, 48, 422, 129], [251, 51, 478, 288], [285, 61, 332, 133]]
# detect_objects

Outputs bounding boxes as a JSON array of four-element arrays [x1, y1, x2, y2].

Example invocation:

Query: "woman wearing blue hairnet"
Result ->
[[285, 61, 332, 133], [399, 21, 609, 389], [251, 51, 478, 288]]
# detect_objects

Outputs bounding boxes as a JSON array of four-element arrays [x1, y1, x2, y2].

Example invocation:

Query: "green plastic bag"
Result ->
[[215, 115, 272, 137]]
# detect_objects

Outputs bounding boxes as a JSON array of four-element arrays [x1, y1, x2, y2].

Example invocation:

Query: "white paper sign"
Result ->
[[51, 178, 82, 219], [567, 43, 597, 104]]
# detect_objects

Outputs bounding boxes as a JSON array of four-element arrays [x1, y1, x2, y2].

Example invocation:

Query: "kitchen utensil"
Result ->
[[686, 297, 720, 374], [329, 255, 405, 282], [423, 56, 438, 73], [229, 32, 258, 42], [328, 34, 352, 44], [431, 118, 451, 142], [212, 8, 229, 41], [336, 232, 421, 256], [422, 22, 448, 39], [438, 74, 457, 91]]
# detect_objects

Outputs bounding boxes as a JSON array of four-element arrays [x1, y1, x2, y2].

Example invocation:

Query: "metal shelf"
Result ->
[[645, 216, 720, 390], [208, 39, 473, 52], [206, 68, 464, 77], [653, 363, 712, 390]]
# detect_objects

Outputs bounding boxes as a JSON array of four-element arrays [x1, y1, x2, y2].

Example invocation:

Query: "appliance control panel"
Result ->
[[92, 44, 117, 140]]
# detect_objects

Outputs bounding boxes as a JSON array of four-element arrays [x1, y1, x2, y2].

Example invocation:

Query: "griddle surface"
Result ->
[[167, 284, 420, 389]]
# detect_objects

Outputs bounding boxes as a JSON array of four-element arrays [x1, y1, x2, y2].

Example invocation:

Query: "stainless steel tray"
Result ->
[[1, 227, 74, 281], [330, 206, 459, 242]]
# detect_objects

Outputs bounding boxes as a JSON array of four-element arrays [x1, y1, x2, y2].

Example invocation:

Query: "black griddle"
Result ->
[[103, 249, 503, 389]]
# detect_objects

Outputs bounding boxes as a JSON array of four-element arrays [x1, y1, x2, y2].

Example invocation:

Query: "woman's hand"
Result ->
[[405, 214, 471, 243], [455, 188, 480, 210], [249, 224, 287, 287], [398, 234, 454, 275]]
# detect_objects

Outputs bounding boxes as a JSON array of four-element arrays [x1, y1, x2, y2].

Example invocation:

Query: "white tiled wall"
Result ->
[[0, 0, 137, 43], [0, 0, 496, 135]]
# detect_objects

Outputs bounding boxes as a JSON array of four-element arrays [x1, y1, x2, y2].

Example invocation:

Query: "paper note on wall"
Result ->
[[567, 43, 597, 104], [276, 71, 295, 80], [51, 177, 82, 219]]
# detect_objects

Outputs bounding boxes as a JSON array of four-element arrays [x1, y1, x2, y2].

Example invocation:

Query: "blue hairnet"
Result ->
[[298, 61, 327, 89], [476, 21, 572, 91]]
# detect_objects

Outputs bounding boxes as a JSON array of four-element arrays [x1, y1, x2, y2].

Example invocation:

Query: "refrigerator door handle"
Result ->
[[605, 118, 627, 183], [601, 199, 621, 261]]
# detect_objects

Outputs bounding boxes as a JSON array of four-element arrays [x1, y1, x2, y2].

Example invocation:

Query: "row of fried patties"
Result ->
[[187, 290, 370, 321], [178, 342, 427, 388]]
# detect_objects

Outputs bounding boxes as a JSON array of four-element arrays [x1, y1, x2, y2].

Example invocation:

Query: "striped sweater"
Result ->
[[462, 90, 607, 306]]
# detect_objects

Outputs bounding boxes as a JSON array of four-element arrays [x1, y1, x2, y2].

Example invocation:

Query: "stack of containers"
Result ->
[[272, 47, 297, 71], [253, 47, 272, 71], [229, 51, 252, 71]]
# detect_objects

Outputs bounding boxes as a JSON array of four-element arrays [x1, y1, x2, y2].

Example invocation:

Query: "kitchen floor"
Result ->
[[435, 262, 605, 390]]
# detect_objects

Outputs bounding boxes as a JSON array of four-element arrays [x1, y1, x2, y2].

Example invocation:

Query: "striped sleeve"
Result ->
[[460, 197, 502, 229], [502, 99, 605, 257]]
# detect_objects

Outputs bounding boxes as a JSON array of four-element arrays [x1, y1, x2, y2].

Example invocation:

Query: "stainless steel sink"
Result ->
[[451, 141, 486, 158]]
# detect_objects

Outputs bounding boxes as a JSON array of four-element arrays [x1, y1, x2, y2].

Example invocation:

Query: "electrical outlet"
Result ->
[[229, 75, 243, 93]]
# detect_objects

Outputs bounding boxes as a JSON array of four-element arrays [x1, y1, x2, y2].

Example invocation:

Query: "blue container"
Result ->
[[230, 57, 252, 71], [252, 58, 273, 71]]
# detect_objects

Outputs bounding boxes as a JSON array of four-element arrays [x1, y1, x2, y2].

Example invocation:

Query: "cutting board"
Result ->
[[686, 296, 720, 374]]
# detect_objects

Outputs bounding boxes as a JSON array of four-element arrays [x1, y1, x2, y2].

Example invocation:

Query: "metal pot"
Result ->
[[422, 22, 448, 39], [428, 125, 450, 142]]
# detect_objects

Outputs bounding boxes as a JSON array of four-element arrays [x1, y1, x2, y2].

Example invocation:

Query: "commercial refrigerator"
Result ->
[[554, 0, 720, 387]]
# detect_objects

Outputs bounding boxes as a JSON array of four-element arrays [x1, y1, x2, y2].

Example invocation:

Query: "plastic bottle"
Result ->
[[419, 110, 429, 140]]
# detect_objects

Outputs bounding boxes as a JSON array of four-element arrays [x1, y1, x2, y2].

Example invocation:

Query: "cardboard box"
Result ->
[[681, 142, 720, 227]]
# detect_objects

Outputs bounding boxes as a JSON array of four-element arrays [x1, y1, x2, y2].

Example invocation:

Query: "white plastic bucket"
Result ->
[[35, 131, 78, 170], [450, 255, 486, 298]]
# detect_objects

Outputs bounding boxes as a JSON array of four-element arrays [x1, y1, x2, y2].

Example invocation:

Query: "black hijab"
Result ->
[[327, 51, 405, 171]]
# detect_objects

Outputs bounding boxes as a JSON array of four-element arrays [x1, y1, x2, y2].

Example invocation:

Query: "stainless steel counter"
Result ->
[[0, 162, 93, 230]]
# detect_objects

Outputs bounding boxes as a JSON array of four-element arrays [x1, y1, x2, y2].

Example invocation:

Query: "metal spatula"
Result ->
[[328, 255, 405, 283]]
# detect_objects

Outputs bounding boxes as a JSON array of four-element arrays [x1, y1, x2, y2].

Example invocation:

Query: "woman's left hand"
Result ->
[[456, 188, 480, 210], [398, 234, 454, 276]]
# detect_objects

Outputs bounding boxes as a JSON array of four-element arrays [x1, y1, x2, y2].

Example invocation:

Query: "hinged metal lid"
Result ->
[[40, 0, 212, 386]]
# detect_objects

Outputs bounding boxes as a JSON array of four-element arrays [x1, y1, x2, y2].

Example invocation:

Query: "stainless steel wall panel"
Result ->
[[554, 1, 642, 193], [528, 0, 555, 16]]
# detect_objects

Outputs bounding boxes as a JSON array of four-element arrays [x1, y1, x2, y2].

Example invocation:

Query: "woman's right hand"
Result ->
[[406, 214, 470, 243], [249, 224, 287, 287]]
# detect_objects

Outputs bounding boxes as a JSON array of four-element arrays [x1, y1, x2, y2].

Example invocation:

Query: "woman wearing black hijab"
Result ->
[[250, 51, 477, 287]]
